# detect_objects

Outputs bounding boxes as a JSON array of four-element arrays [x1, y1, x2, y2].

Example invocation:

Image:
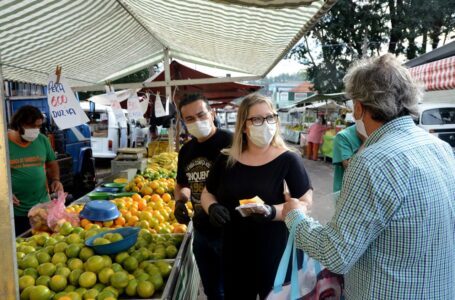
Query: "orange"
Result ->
[[150, 194, 161, 202], [132, 193, 142, 202], [95, 221, 103, 227], [130, 207, 138, 216], [162, 193, 172, 203], [150, 181, 159, 190], [113, 178, 128, 183], [123, 212, 132, 221], [127, 216, 139, 226], [137, 199, 147, 211], [141, 186, 153, 196], [155, 187, 165, 195], [103, 220, 114, 227], [114, 217, 126, 226], [173, 224, 187, 233], [80, 219, 91, 228], [83, 223, 94, 231]]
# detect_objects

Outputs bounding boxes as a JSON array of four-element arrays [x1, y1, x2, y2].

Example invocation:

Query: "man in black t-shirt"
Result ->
[[175, 94, 232, 300]]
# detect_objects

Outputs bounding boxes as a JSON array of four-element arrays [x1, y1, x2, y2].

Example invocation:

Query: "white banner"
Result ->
[[140, 94, 150, 116], [47, 74, 89, 129], [109, 92, 127, 123], [155, 93, 166, 117], [128, 93, 144, 120], [165, 96, 170, 115]]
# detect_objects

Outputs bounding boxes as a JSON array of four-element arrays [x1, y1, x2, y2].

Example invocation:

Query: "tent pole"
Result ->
[[163, 48, 178, 151], [0, 53, 19, 299]]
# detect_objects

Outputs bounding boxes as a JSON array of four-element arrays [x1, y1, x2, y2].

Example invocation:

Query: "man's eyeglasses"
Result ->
[[184, 111, 210, 124], [246, 114, 278, 126]]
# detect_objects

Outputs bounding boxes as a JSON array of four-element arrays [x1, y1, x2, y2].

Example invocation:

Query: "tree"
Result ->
[[289, 0, 455, 93]]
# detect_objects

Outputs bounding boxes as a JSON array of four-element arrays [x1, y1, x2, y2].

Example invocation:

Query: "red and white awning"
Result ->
[[409, 56, 455, 91]]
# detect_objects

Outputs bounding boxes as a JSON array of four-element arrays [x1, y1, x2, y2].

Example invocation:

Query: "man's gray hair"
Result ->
[[343, 54, 422, 122]]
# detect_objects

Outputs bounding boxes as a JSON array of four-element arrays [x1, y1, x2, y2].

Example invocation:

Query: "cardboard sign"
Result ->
[[128, 93, 143, 120], [155, 93, 166, 117], [47, 74, 89, 129], [108, 92, 127, 123]]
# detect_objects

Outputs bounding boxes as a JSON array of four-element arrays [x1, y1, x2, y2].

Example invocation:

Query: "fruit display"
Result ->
[[124, 176, 175, 195], [144, 152, 178, 179], [78, 192, 189, 235], [16, 223, 181, 299]]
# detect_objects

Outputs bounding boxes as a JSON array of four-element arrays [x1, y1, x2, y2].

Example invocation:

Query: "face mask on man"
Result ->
[[354, 105, 368, 138], [21, 128, 40, 142], [248, 122, 276, 148], [186, 119, 213, 139]]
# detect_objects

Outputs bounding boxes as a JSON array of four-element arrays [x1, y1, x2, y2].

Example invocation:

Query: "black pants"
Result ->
[[193, 229, 224, 300], [14, 215, 31, 236]]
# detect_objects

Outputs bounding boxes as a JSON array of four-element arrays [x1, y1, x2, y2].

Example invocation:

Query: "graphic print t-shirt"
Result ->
[[8, 133, 56, 216], [177, 129, 232, 234]]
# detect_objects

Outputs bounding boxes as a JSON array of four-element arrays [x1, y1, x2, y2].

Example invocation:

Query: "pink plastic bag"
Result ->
[[46, 191, 79, 232]]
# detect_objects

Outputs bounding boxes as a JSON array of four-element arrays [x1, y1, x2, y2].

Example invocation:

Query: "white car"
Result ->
[[415, 103, 455, 150]]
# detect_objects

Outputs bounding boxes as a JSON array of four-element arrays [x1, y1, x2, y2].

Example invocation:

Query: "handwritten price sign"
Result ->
[[108, 92, 127, 124], [47, 74, 89, 129], [127, 93, 144, 120]]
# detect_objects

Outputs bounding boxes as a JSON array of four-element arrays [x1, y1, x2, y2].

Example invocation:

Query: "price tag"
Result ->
[[155, 94, 167, 117], [108, 92, 127, 123], [47, 74, 89, 129], [128, 93, 144, 120]]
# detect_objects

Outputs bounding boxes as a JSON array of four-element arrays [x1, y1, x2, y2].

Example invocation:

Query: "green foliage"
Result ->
[[288, 0, 455, 93]]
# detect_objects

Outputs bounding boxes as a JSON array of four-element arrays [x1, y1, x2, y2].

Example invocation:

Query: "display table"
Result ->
[[321, 133, 335, 160]]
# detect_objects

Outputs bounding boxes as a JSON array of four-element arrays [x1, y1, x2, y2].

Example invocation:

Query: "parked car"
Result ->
[[80, 101, 128, 159], [414, 103, 455, 150]]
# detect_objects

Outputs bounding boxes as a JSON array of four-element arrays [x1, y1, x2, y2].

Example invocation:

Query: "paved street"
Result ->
[[301, 158, 336, 225]]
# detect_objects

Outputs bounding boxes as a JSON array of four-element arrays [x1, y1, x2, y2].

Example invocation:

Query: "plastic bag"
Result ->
[[28, 202, 53, 233], [46, 192, 79, 232], [266, 223, 344, 300]]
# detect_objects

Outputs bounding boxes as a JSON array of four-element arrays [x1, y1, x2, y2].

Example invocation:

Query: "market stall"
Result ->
[[282, 100, 348, 144], [15, 150, 201, 299], [0, 1, 338, 297]]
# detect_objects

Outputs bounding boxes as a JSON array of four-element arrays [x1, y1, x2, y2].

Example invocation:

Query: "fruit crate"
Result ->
[[111, 158, 147, 174]]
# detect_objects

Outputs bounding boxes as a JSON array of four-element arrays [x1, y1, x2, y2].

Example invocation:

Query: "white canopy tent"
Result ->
[[0, 0, 337, 89], [0, 1, 338, 297]]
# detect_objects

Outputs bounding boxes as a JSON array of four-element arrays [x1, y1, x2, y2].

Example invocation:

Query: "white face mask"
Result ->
[[186, 119, 213, 140], [248, 122, 276, 148], [21, 128, 40, 142], [354, 112, 368, 139]]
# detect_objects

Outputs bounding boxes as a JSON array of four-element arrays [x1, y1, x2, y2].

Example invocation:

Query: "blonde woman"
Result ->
[[201, 94, 313, 300]]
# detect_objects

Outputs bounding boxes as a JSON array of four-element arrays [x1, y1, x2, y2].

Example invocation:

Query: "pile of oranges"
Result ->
[[78, 176, 191, 235], [124, 176, 175, 195]]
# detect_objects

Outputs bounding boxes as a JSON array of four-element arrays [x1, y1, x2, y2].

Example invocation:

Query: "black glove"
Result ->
[[208, 203, 231, 227], [174, 200, 190, 225], [250, 204, 276, 223]]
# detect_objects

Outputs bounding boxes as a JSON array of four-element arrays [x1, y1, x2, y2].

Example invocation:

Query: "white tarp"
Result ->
[[0, 0, 337, 87], [88, 90, 132, 106], [288, 100, 346, 113]]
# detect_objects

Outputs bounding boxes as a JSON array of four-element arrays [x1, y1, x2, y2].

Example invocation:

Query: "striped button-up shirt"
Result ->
[[286, 116, 455, 299]]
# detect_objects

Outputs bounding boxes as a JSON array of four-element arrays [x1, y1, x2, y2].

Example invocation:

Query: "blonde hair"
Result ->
[[224, 93, 290, 167]]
